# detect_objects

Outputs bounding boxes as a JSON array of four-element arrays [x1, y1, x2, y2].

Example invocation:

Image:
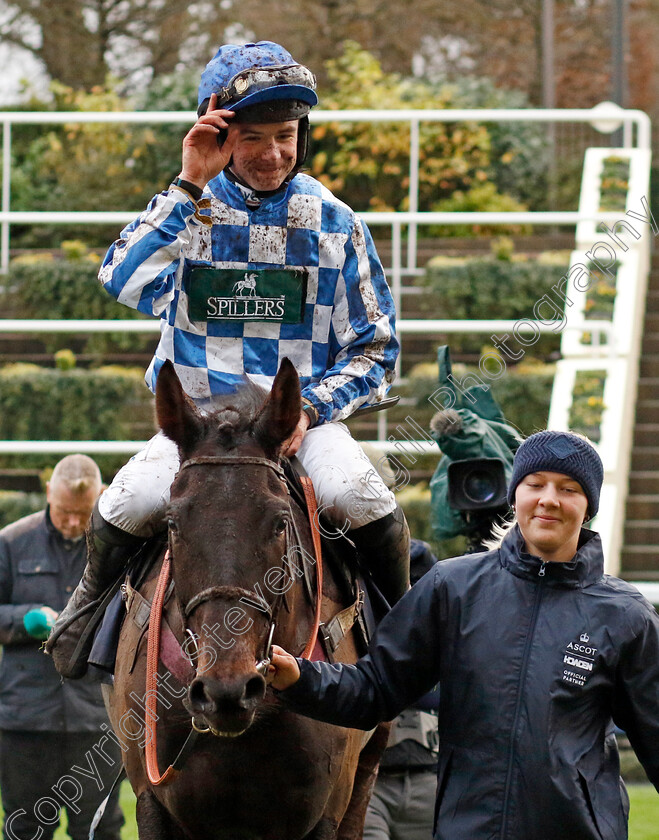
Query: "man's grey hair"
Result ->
[[50, 454, 102, 495]]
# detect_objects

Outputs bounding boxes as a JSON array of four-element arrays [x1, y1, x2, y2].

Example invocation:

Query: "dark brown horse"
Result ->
[[105, 358, 388, 840]]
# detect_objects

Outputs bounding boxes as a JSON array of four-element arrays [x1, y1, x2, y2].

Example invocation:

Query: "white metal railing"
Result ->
[[0, 317, 616, 340], [0, 104, 651, 273], [636, 582, 659, 605], [0, 315, 615, 459], [548, 147, 652, 575]]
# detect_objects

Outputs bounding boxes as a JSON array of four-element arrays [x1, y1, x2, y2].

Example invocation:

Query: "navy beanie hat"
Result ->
[[507, 431, 603, 519]]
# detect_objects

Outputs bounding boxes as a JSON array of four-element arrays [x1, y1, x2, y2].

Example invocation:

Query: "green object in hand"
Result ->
[[23, 608, 55, 640]]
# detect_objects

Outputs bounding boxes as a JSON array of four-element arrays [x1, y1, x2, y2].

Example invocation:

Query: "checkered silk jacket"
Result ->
[[99, 172, 399, 424]]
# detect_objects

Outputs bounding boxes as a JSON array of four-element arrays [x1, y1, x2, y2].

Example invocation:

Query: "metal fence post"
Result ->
[[1, 120, 11, 275]]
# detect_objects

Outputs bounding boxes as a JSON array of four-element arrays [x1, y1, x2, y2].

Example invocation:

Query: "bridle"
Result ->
[[183, 584, 279, 688], [145, 453, 323, 786], [177, 454, 294, 683]]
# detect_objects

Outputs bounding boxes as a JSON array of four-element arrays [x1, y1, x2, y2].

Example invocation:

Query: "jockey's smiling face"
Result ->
[[228, 121, 299, 192]]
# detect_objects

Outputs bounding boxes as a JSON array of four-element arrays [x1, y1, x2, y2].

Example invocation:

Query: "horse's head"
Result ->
[[155, 358, 303, 737]]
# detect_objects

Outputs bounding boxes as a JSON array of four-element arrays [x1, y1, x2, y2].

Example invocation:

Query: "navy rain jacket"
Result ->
[[280, 525, 659, 840]]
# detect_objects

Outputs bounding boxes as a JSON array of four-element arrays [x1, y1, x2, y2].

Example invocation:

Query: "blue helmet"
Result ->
[[197, 41, 318, 116], [197, 41, 318, 173]]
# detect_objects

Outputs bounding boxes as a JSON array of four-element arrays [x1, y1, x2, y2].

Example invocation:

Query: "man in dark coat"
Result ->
[[0, 455, 123, 840]]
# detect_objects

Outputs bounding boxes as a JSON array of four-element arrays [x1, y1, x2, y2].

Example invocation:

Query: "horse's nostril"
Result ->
[[243, 674, 267, 706], [188, 678, 212, 709], [188, 674, 265, 714]]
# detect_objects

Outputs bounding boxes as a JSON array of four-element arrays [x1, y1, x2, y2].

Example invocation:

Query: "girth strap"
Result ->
[[320, 589, 365, 655]]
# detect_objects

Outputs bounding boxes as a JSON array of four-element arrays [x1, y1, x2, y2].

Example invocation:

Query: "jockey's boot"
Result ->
[[350, 504, 410, 607], [45, 501, 142, 679]]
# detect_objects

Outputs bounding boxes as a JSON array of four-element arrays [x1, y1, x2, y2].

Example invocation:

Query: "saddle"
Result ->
[[87, 460, 378, 676]]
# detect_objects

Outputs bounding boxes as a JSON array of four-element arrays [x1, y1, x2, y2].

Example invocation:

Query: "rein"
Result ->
[[144, 455, 323, 786]]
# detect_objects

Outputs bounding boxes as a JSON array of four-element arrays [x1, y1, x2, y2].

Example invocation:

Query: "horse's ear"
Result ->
[[155, 361, 205, 455], [254, 357, 302, 452]]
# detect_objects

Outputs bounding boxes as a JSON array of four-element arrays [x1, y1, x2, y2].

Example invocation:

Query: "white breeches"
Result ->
[[97, 423, 396, 537]]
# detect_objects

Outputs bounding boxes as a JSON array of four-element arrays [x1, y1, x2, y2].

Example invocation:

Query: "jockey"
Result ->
[[47, 41, 410, 679]]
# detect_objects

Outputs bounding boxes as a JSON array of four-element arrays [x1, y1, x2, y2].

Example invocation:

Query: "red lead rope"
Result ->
[[299, 476, 323, 660], [145, 550, 176, 786], [143, 478, 324, 786]]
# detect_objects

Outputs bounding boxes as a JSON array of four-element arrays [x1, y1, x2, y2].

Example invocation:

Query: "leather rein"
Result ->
[[144, 454, 323, 786]]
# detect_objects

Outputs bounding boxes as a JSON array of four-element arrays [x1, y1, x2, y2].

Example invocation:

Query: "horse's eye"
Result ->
[[168, 518, 179, 534], [273, 516, 288, 537]]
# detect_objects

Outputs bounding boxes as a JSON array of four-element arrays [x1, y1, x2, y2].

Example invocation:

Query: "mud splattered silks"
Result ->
[[99, 172, 398, 425]]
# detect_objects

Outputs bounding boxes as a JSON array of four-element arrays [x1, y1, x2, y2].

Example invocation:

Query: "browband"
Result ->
[[179, 455, 286, 481]]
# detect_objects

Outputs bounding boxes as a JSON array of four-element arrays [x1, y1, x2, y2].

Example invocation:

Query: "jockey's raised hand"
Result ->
[[178, 93, 236, 190], [267, 644, 300, 690]]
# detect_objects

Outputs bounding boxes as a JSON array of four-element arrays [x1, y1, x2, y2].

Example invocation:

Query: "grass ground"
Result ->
[[628, 784, 659, 840], [48, 780, 658, 839], [53, 781, 136, 840]]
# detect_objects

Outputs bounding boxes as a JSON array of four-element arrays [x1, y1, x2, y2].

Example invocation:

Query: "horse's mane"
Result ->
[[197, 381, 269, 449]]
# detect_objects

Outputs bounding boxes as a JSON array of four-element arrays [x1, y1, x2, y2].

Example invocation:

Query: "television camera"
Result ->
[[429, 347, 523, 552]]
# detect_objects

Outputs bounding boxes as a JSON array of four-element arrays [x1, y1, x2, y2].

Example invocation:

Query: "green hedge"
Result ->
[[423, 255, 570, 319], [0, 492, 46, 531], [421, 255, 569, 356], [5, 258, 154, 355], [0, 364, 151, 439], [0, 364, 154, 476]]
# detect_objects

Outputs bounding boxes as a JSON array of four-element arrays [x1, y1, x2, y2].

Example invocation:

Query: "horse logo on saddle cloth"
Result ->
[[188, 267, 307, 323]]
